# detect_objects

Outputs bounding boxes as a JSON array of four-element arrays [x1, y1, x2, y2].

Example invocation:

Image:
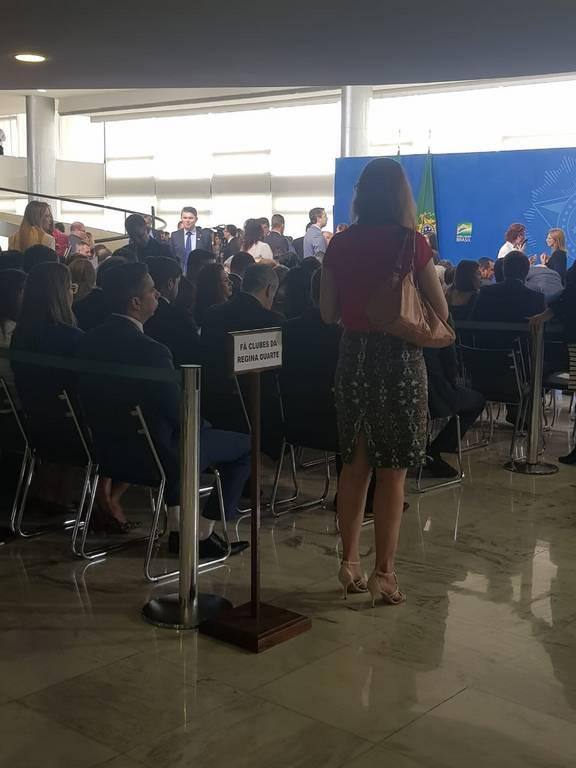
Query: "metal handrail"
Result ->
[[0, 185, 167, 231]]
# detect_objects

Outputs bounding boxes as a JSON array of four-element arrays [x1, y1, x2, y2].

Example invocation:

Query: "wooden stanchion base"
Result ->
[[200, 602, 311, 653]]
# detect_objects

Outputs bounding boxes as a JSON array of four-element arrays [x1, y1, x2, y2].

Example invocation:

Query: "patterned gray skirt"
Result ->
[[335, 331, 428, 468]]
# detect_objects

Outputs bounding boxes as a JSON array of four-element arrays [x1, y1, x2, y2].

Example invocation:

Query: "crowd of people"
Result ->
[[1, 173, 574, 604]]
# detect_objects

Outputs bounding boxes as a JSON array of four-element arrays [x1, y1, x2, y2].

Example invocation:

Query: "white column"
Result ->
[[340, 86, 371, 158], [25, 95, 57, 199]]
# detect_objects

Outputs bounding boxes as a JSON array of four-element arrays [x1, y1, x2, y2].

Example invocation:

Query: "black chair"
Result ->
[[77, 400, 229, 582], [0, 378, 32, 536], [458, 343, 530, 460], [9, 381, 91, 538]]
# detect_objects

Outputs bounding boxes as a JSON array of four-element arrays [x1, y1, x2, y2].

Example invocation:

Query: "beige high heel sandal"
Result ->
[[367, 570, 406, 607], [338, 561, 368, 599]]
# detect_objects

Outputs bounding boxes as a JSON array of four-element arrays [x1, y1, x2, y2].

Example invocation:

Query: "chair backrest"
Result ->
[[13, 367, 93, 468], [79, 394, 165, 489], [458, 344, 526, 405]]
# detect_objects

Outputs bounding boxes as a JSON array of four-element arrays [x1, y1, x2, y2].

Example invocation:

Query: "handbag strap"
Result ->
[[392, 229, 416, 278]]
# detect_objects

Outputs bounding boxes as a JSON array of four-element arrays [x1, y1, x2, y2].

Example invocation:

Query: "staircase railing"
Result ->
[[0, 186, 167, 243]]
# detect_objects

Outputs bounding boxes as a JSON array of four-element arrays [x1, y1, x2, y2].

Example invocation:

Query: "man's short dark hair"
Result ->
[[125, 213, 146, 236], [225, 224, 238, 237], [478, 257, 494, 269], [186, 248, 215, 281], [258, 217, 270, 228], [242, 264, 279, 296], [112, 245, 139, 263], [309, 207, 325, 224], [181, 206, 198, 217], [54, 222, 66, 233], [146, 256, 182, 291], [22, 244, 58, 274], [503, 251, 530, 281], [95, 255, 128, 287], [101, 262, 149, 314], [230, 251, 255, 278], [271, 214, 285, 229]]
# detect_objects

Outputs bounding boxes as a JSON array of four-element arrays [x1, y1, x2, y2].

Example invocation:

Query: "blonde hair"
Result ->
[[352, 158, 416, 230], [548, 228, 566, 252]]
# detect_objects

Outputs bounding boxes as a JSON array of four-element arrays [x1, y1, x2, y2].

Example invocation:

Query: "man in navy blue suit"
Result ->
[[76, 262, 250, 558], [170, 206, 213, 270]]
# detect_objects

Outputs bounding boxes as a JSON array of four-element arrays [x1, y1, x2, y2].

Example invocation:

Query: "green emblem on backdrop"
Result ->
[[456, 222, 473, 242], [416, 152, 437, 237]]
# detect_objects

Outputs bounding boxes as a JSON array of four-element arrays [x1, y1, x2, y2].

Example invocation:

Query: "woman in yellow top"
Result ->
[[9, 201, 56, 252]]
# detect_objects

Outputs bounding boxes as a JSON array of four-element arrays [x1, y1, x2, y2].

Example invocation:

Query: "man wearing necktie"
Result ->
[[170, 205, 213, 271]]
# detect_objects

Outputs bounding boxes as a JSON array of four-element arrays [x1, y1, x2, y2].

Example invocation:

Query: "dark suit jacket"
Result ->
[[281, 307, 341, 449], [265, 231, 292, 257], [201, 293, 284, 455], [74, 287, 111, 331], [470, 279, 546, 323], [170, 227, 213, 268], [222, 236, 241, 261], [132, 236, 173, 263], [75, 315, 180, 481], [292, 236, 304, 261], [144, 296, 202, 367]]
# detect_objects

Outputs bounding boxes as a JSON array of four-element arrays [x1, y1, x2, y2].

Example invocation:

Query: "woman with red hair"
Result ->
[[497, 223, 526, 260]]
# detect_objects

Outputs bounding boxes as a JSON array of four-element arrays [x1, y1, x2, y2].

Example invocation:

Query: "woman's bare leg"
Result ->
[[372, 467, 407, 594], [338, 434, 372, 577]]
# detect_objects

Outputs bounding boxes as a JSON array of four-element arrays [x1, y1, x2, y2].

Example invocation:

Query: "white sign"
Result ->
[[231, 327, 283, 375]]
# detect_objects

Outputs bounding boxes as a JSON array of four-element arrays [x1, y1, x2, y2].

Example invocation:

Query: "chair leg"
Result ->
[[9, 446, 31, 534], [70, 462, 95, 556], [11, 454, 37, 537], [144, 477, 180, 582]]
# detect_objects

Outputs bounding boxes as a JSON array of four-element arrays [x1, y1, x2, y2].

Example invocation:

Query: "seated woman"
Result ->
[[9, 201, 56, 252], [194, 263, 232, 327], [11, 262, 126, 528], [446, 259, 481, 320], [69, 257, 96, 303], [0, 269, 26, 398]]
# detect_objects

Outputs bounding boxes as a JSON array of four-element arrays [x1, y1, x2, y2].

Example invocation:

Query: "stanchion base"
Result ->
[[200, 601, 311, 653], [142, 593, 232, 630], [504, 460, 559, 475]]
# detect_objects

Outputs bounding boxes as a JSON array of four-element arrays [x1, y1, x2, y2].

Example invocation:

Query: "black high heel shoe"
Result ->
[[558, 447, 576, 465]]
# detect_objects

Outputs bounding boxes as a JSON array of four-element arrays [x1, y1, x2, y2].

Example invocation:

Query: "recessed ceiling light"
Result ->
[[14, 53, 46, 63], [37, 89, 47, 93]]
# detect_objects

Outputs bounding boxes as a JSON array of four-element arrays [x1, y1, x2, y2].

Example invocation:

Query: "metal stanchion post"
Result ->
[[142, 365, 232, 629], [506, 322, 558, 475]]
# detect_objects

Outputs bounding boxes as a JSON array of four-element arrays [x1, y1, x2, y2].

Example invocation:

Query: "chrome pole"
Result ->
[[142, 364, 232, 629], [505, 322, 558, 475], [179, 365, 201, 627]]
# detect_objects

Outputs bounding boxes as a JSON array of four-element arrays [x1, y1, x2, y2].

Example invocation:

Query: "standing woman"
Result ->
[[242, 219, 274, 263], [541, 228, 568, 283], [320, 157, 448, 606], [9, 201, 56, 252], [194, 263, 232, 326]]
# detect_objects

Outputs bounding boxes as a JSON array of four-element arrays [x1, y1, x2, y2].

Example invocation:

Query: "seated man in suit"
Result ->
[[125, 214, 173, 262], [74, 255, 128, 331], [170, 206, 213, 269], [201, 264, 284, 458], [221, 224, 241, 262], [76, 262, 250, 558], [423, 343, 486, 477], [470, 251, 546, 322], [281, 268, 340, 451], [144, 257, 202, 366]]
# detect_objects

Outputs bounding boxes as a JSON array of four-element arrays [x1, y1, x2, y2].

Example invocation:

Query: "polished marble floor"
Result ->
[[1, 418, 576, 768]]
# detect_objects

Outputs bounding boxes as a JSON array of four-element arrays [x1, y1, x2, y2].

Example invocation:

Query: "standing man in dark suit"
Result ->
[[144, 257, 202, 366], [170, 206, 213, 270], [201, 264, 284, 458], [265, 214, 294, 258], [76, 262, 250, 558], [125, 214, 173, 262], [470, 251, 546, 322], [221, 224, 241, 262]]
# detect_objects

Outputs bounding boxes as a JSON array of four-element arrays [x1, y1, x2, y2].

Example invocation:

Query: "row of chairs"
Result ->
[[0, 375, 230, 582]]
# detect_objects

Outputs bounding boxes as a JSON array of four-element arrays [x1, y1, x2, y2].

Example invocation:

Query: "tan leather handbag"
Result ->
[[365, 231, 455, 348]]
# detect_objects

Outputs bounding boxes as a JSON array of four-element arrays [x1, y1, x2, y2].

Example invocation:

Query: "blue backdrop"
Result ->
[[334, 149, 576, 263]]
